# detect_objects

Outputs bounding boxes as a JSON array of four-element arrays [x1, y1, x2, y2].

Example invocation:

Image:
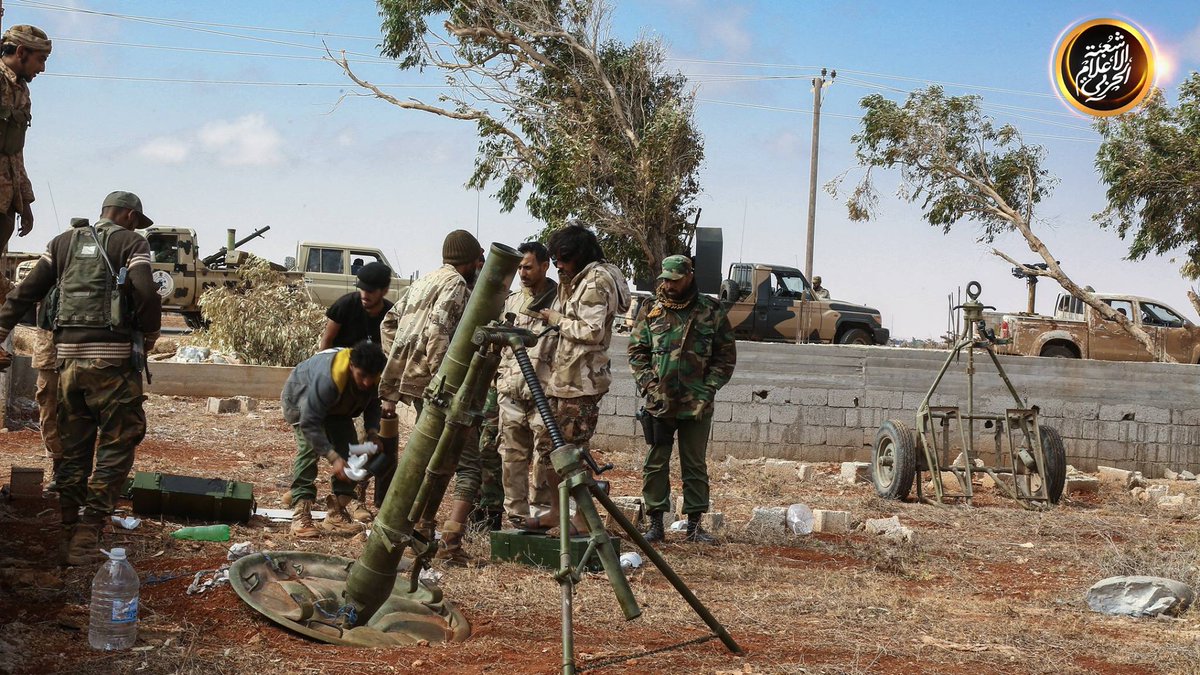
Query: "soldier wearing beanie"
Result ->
[[0, 25, 52, 302], [378, 229, 484, 564]]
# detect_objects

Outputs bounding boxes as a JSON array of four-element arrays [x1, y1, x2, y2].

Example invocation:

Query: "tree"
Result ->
[[1094, 73, 1200, 316], [332, 0, 703, 279], [837, 86, 1168, 360]]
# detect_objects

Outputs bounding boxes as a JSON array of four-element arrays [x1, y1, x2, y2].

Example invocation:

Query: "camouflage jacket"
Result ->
[[628, 292, 737, 419], [0, 61, 33, 214], [379, 264, 468, 403], [495, 281, 558, 401], [544, 262, 630, 398]]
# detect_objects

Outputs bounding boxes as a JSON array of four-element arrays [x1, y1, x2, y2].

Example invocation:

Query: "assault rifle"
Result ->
[[82, 218, 152, 384]]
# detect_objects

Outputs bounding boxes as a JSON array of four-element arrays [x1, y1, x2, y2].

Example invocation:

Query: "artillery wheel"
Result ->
[[1034, 425, 1067, 504], [872, 420, 917, 500]]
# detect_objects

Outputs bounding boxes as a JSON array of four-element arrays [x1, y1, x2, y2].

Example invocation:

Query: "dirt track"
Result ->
[[2, 393, 1199, 674]]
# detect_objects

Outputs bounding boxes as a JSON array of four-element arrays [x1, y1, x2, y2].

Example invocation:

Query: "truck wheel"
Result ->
[[1035, 425, 1067, 504], [183, 312, 208, 330], [1040, 345, 1077, 358], [719, 279, 740, 303], [872, 420, 916, 500], [839, 328, 872, 345]]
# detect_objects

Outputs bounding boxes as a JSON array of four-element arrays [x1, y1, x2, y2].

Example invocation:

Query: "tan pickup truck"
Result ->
[[994, 292, 1200, 363]]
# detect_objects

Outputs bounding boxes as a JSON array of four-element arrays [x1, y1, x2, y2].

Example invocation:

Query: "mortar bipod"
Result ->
[[474, 323, 743, 675], [869, 281, 1067, 508]]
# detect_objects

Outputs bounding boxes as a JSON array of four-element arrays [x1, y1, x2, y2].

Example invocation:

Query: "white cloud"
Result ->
[[198, 114, 284, 166], [137, 137, 190, 164], [701, 6, 752, 56]]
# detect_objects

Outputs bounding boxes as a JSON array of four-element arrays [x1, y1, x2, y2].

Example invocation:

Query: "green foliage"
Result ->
[[196, 257, 325, 367], [1095, 74, 1200, 270], [846, 86, 1054, 238], [375, 0, 703, 279]]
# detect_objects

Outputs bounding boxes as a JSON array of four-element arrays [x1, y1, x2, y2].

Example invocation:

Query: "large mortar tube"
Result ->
[[342, 243, 521, 623]]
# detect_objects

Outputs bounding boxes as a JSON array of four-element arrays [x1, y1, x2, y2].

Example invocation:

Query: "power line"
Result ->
[[44, 72, 448, 89], [53, 36, 397, 65]]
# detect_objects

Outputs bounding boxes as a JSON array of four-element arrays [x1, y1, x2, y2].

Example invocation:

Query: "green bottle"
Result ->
[[170, 524, 231, 542]]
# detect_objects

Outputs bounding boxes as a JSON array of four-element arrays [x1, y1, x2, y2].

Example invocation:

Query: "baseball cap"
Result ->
[[657, 254, 693, 281], [102, 191, 153, 228], [356, 261, 393, 291]]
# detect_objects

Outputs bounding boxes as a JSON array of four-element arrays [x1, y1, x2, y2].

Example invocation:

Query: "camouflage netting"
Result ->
[[194, 257, 324, 367]]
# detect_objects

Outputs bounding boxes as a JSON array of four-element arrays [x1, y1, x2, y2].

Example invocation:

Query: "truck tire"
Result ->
[[1036, 425, 1067, 504], [719, 279, 740, 303], [183, 312, 208, 331], [839, 328, 872, 345], [1040, 344, 1077, 358], [872, 420, 916, 500]]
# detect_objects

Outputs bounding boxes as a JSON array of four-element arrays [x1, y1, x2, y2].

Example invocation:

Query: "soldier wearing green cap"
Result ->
[[0, 24, 52, 301], [629, 254, 736, 544], [0, 190, 160, 566]]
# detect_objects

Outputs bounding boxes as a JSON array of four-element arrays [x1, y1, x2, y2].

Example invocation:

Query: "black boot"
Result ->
[[643, 511, 665, 543], [45, 459, 63, 494], [684, 513, 715, 544]]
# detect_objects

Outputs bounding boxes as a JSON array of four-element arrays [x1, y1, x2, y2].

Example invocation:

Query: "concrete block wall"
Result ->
[[593, 337, 1200, 478]]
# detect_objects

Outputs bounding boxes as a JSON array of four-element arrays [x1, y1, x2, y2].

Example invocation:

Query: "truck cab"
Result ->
[[295, 242, 405, 307], [720, 263, 889, 345]]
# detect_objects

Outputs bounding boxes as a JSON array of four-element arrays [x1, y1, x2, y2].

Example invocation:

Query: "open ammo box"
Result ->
[[130, 471, 255, 522]]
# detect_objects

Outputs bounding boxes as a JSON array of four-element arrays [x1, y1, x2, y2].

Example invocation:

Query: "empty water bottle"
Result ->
[[170, 524, 231, 541], [89, 548, 139, 650]]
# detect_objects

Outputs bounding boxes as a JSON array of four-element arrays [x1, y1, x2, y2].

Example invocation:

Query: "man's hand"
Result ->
[[330, 456, 350, 482], [0, 347, 11, 372], [539, 308, 561, 325], [17, 204, 33, 237], [381, 399, 397, 417]]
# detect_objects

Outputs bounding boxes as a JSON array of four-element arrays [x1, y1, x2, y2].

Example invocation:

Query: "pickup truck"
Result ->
[[719, 263, 889, 344], [994, 292, 1200, 363]]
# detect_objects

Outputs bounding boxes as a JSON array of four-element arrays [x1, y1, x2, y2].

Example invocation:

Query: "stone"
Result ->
[[1065, 476, 1100, 495], [234, 396, 258, 413], [1157, 495, 1186, 512], [703, 512, 725, 532], [1130, 487, 1148, 504], [865, 515, 917, 544], [811, 509, 850, 534], [1180, 471, 1197, 481], [1163, 468, 1179, 481], [1145, 484, 1169, 502], [206, 397, 239, 414], [1085, 576, 1194, 617], [797, 464, 817, 482], [1097, 465, 1131, 484], [1128, 471, 1147, 489], [746, 507, 787, 534], [609, 496, 643, 527], [839, 461, 871, 485]]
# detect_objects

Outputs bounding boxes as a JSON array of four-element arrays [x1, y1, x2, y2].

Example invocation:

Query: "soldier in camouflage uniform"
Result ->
[[629, 255, 736, 544], [519, 225, 629, 531], [470, 387, 505, 530], [0, 26, 51, 302], [0, 191, 160, 566], [32, 326, 62, 490], [495, 241, 557, 523], [379, 229, 484, 563]]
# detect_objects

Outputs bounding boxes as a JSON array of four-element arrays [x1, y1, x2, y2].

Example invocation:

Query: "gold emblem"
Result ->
[[1054, 18, 1155, 116]]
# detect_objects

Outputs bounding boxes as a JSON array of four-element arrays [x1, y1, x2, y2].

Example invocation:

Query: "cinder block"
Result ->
[[770, 405, 800, 424], [797, 463, 817, 482], [827, 427, 864, 448], [839, 461, 871, 485], [865, 390, 904, 410], [207, 397, 239, 414], [733, 402, 772, 423], [1065, 476, 1100, 494], [796, 389, 829, 406], [811, 509, 850, 534], [1097, 465, 1132, 485], [711, 402, 733, 423], [1063, 402, 1100, 420], [704, 512, 725, 532], [234, 395, 258, 413], [801, 426, 827, 445], [828, 390, 860, 408], [746, 506, 787, 533]]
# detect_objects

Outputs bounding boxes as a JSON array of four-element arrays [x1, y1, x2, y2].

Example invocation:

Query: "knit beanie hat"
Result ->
[[443, 229, 482, 266]]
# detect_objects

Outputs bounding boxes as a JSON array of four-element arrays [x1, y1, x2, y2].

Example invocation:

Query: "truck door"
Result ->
[[763, 272, 800, 342], [145, 231, 195, 309], [1140, 300, 1193, 362], [303, 246, 350, 305], [1091, 299, 1152, 362]]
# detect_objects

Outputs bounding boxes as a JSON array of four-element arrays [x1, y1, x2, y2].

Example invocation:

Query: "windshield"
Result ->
[[774, 273, 807, 296], [1141, 302, 1187, 328]]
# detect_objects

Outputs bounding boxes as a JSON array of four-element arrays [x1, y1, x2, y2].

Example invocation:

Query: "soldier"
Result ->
[[471, 387, 505, 530], [629, 255, 736, 544], [0, 25, 51, 301], [520, 225, 630, 531], [495, 241, 557, 524], [0, 191, 160, 565], [32, 325, 61, 491], [282, 341, 386, 539], [811, 275, 830, 299], [379, 229, 484, 563]]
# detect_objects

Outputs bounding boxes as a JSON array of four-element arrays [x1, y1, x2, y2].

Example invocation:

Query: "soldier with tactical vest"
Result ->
[[0, 25, 51, 302], [629, 255, 736, 544], [0, 191, 161, 566]]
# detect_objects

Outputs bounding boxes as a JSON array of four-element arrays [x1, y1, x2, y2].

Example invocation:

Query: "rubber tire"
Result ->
[[1040, 344, 1077, 359], [719, 279, 740, 303], [183, 312, 208, 330], [1037, 425, 1067, 504], [840, 328, 872, 345], [872, 419, 917, 500]]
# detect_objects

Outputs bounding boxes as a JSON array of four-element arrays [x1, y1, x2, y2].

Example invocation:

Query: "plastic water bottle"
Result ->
[[170, 524, 231, 541], [89, 548, 139, 650], [786, 504, 814, 535]]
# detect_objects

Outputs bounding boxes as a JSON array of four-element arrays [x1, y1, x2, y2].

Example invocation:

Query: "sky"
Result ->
[[8, 0, 1200, 338]]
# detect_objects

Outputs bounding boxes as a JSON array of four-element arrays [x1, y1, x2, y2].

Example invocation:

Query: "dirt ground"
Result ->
[[2, 393, 1199, 674]]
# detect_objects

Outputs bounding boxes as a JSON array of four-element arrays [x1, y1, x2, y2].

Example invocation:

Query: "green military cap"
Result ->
[[657, 254, 693, 281], [103, 191, 153, 228], [3, 25, 52, 52]]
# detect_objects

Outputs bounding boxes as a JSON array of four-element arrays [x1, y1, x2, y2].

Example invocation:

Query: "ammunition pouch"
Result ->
[[0, 105, 30, 156]]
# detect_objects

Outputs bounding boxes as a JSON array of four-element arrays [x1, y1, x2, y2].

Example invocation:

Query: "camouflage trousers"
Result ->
[[34, 329, 61, 460], [289, 417, 359, 503], [498, 393, 555, 518], [57, 358, 147, 522], [476, 388, 504, 511], [642, 415, 713, 515], [549, 394, 602, 449]]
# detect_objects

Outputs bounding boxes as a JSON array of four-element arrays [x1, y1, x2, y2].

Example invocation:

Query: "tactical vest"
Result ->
[[0, 104, 30, 156], [53, 223, 129, 334]]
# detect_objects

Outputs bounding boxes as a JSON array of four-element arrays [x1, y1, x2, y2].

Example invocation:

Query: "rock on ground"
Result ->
[[1085, 576, 1194, 617]]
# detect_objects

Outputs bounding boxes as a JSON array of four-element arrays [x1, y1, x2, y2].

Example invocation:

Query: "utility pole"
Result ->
[[804, 67, 835, 283]]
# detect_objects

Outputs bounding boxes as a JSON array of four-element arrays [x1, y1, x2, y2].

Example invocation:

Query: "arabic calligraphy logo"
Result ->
[[1055, 19, 1155, 116]]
